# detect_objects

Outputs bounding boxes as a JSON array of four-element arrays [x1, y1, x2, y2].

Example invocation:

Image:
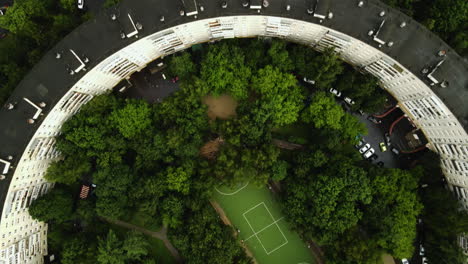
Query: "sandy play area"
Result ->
[[203, 94, 237, 120]]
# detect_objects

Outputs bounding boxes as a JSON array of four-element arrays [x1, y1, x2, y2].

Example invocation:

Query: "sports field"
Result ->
[[214, 183, 315, 264]]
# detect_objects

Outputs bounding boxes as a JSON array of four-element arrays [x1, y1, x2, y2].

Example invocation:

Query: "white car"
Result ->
[[77, 0, 84, 9], [401, 258, 409, 264], [329, 88, 342, 97], [422, 257, 428, 264], [363, 148, 375, 159], [359, 143, 371, 154], [303, 77, 315, 85], [419, 244, 425, 256], [344, 97, 355, 105]]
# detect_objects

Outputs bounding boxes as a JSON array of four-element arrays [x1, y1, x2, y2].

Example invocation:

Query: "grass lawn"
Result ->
[[273, 123, 311, 139], [214, 183, 315, 264], [147, 237, 177, 264], [128, 210, 162, 232], [272, 122, 321, 146]]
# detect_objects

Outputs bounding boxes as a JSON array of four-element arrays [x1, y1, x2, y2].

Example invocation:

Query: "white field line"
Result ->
[[215, 182, 249, 196], [242, 202, 289, 255], [242, 202, 266, 217], [262, 203, 289, 255], [244, 217, 285, 241], [266, 239, 289, 255], [243, 204, 263, 251]]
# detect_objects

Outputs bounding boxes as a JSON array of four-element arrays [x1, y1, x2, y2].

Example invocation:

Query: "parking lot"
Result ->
[[338, 95, 428, 170], [122, 65, 180, 102]]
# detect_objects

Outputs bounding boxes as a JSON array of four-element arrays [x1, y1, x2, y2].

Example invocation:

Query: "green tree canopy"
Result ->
[[200, 41, 251, 100], [61, 236, 97, 264], [167, 51, 196, 80], [29, 187, 74, 224], [267, 39, 294, 72], [170, 206, 252, 264], [164, 162, 194, 195], [303, 48, 344, 90], [44, 154, 91, 185], [283, 154, 372, 244], [122, 231, 150, 261], [97, 230, 126, 264], [302, 91, 344, 130], [363, 167, 423, 258], [110, 100, 152, 139], [251, 66, 305, 126], [0, 0, 49, 41]]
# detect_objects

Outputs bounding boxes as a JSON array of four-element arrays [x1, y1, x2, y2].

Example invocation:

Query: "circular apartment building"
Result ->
[[0, 0, 467, 262]]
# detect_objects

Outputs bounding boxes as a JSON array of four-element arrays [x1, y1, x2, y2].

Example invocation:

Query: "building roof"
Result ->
[[0, 0, 467, 218]]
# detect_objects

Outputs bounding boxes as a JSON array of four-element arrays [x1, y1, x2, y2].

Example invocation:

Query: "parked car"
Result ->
[[419, 244, 425, 256], [363, 148, 375, 159], [391, 147, 400, 155], [303, 77, 315, 85], [367, 115, 382, 124], [359, 143, 371, 154], [369, 154, 378, 162], [384, 132, 391, 146], [0, 5, 8, 16], [377, 161, 384, 167], [329, 88, 342, 97], [77, 0, 84, 9], [401, 259, 409, 264], [379, 142, 387, 152], [344, 97, 355, 105], [354, 140, 365, 149], [422, 257, 428, 264]]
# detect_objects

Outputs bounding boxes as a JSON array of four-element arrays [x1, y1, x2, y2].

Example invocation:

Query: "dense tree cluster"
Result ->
[[27, 39, 463, 264], [334, 67, 387, 113], [170, 206, 251, 264], [30, 39, 371, 262], [281, 146, 423, 263]]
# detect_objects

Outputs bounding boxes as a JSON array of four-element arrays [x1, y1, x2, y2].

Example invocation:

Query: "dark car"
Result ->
[[384, 132, 391, 146], [369, 154, 378, 162], [354, 140, 365, 149], [377, 161, 384, 167], [367, 115, 382, 124], [0, 5, 8, 16]]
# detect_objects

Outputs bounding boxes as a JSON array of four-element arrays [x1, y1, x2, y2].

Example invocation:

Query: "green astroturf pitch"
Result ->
[[214, 183, 316, 264]]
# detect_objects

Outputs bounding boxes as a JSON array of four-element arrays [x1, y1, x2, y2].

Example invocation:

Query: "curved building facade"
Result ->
[[0, 0, 467, 262]]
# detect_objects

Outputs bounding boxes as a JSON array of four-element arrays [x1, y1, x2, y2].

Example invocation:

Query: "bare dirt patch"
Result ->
[[200, 137, 224, 160], [203, 94, 237, 120]]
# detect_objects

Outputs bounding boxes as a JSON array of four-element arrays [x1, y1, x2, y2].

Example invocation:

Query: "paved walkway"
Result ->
[[272, 138, 304, 150], [103, 217, 183, 263]]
